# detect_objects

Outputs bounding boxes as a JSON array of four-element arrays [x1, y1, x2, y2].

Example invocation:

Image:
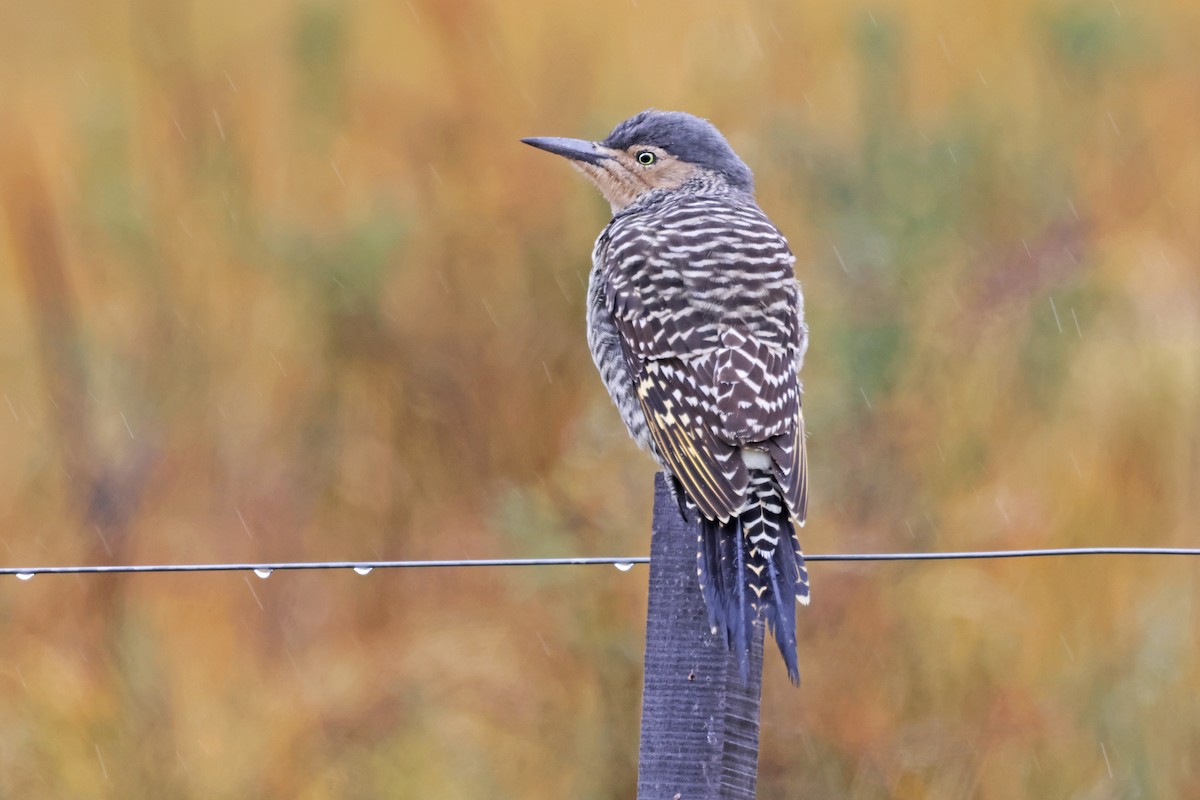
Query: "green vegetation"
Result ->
[[1, 0, 1197, 796]]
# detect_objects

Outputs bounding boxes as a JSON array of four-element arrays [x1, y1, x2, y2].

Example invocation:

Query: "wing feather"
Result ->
[[766, 408, 808, 525], [635, 360, 746, 521], [598, 195, 806, 523]]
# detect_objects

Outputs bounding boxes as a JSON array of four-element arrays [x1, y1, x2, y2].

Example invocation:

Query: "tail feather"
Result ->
[[762, 548, 799, 682], [732, 517, 751, 679], [696, 472, 808, 684]]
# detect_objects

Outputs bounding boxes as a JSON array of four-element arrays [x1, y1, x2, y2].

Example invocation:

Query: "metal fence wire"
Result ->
[[2, 547, 1199, 578]]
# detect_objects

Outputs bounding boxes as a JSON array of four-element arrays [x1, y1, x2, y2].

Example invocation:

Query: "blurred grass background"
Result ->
[[1, 0, 1198, 797]]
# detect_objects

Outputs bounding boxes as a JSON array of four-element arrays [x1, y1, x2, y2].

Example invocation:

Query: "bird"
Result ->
[[522, 110, 809, 684]]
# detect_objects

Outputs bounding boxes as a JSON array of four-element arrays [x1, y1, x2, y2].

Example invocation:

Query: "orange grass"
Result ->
[[1, 0, 1198, 796]]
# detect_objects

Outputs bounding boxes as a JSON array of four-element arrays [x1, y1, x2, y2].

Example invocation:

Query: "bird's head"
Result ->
[[523, 110, 754, 213]]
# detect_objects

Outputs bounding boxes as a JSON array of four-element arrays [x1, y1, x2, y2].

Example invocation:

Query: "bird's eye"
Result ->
[[636, 151, 656, 165]]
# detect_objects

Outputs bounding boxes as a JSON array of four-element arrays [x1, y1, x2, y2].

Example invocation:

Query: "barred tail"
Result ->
[[698, 472, 809, 685]]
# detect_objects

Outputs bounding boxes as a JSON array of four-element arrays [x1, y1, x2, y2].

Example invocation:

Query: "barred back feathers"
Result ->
[[527, 110, 811, 684]]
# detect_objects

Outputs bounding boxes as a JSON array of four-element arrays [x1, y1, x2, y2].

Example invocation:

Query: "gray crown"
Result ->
[[602, 110, 754, 192]]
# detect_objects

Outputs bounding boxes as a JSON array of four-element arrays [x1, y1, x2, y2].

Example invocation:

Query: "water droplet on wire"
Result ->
[[15, 572, 34, 581], [254, 568, 273, 579], [353, 566, 373, 576], [614, 562, 635, 572]]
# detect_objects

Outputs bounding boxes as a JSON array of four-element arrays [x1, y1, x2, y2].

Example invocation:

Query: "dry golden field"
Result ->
[[2, 0, 1199, 797]]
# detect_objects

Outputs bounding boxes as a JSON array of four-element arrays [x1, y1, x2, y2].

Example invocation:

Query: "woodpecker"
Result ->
[[523, 110, 809, 684]]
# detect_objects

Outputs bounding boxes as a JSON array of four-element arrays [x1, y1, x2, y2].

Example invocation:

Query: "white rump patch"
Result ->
[[739, 447, 773, 470]]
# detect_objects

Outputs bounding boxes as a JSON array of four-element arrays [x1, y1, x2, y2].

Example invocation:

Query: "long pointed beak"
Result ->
[[521, 136, 611, 165]]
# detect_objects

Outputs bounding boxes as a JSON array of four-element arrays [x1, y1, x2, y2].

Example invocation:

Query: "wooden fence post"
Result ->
[[637, 473, 764, 800]]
